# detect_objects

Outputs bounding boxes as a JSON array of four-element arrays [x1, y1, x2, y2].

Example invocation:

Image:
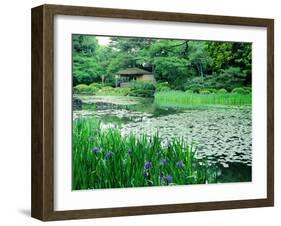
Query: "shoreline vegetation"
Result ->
[[155, 91, 251, 107], [73, 118, 216, 190], [73, 81, 252, 108]]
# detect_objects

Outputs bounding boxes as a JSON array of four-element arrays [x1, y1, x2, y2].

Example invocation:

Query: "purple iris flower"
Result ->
[[105, 151, 113, 159], [92, 147, 102, 154], [176, 160, 185, 169], [166, 175, 172, 183], [160, 158, 168, 166], [144, 161, 153, 170], [162, 175, 172, 183]]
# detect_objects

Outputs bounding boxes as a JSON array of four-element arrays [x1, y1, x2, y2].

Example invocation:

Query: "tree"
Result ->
[[72, 35, 101, 85], [207, 42, 233, 72], [153, 56, 191, 87], [72, 34, 252, 91], [148, 40, 211, 88], [187, 41, 211, 78], [73, 35, 98, 56], [207, 41, 252, 87], [73, 55, 103, 85]]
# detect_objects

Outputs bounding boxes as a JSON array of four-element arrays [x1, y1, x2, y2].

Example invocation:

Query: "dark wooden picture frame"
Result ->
[[31, 4, 274, 221]]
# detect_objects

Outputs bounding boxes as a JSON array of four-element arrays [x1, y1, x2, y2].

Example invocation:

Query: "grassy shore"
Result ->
[[154, 91, 251, 108]]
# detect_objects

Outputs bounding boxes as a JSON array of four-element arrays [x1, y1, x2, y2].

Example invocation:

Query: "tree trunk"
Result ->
[[196, 64, 204, 79]]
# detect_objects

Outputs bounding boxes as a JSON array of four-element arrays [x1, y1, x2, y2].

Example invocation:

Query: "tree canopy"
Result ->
[[72, 35, 252, 90]]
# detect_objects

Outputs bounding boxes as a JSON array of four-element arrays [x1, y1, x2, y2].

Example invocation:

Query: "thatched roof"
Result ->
[[117, 67, 152, 76]]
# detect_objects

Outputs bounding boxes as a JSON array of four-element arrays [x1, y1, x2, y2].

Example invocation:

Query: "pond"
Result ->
[[73, 94, 252, 183]]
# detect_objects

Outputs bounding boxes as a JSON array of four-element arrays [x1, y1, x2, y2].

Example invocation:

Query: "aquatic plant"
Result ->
[[72, 117, 209, 190]]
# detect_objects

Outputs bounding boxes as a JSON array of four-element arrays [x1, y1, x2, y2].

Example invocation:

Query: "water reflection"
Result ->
[[207, 163, 252, 183]]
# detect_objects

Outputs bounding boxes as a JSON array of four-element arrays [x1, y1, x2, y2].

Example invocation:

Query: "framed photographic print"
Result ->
[[31, 4, 274, 221]]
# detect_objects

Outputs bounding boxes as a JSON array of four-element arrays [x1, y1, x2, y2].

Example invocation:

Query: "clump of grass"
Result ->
[[73, 118, 209, 190], [155, 91, 251, 108], [96, 87, 130, 96]]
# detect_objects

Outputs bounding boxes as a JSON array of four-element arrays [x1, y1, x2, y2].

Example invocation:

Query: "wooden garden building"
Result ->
[[117, 67, 155, 87]]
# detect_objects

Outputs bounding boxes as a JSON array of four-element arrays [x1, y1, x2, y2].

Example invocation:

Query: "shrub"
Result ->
[[89, 83, 103, 89], [232, 87, 250, 95], [187, 86, 200, 93], [97, 86, 114, 95], [156, 82, 171, 92], [96, 86, 114, 94], [114, 88, 130, 96], [96, 87, 130, 96], [243, 87, 252, 93], [207, 88, 217, 93], [183, 77, 204, 92], [74, 84, 92, 93], [158, 86, 171, 92], [199, 89, 211, 95], [73, 83, 103, 94], [217, 88, 228, 94], [99, 86, 114, 92], [185, 88, 216, 94], [88, 86, 99, 93], [185, 90, 194, 94], [214, 67, 247, 91], [181, 65, 250, 92], [129, 81, 156, 98]]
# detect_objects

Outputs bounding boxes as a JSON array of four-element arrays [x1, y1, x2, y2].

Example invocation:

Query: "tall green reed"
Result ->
[[154, 91, 251, 108], [73, 118, 209, 190]]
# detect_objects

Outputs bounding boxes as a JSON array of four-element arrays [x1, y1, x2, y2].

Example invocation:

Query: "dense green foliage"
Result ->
[[73, 118, 211, 189], [73, 35, 252, 91], [72, 36, 104, 85], [73, 83, 104, 94], [156, 82, 171, 92], [155, 91, 251, 108], [73, 83, 130, 96], [73, 84, 93, 94], [128, 81, 156, 98]]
